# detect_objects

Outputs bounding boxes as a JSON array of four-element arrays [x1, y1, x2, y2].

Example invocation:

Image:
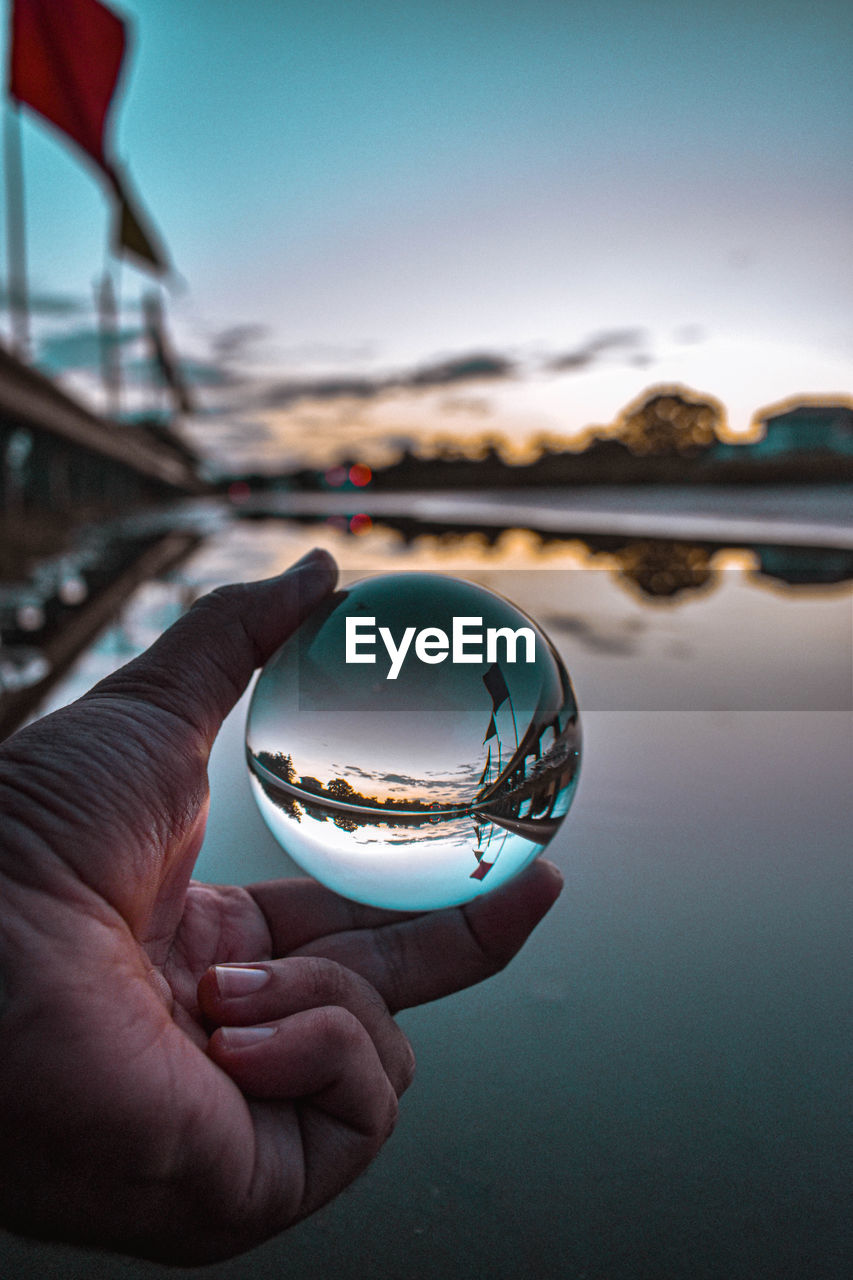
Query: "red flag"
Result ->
[[9, 0, 168, 272]]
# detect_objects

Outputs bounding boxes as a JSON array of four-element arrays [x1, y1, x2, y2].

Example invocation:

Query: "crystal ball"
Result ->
[[246, 572, 581, 910]]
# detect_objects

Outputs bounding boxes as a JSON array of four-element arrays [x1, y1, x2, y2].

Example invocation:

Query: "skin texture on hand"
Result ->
[[0, 550, 563, 1264]]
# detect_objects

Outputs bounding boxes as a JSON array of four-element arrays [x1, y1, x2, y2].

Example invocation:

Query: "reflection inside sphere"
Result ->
[[246, 573, 581, 910]]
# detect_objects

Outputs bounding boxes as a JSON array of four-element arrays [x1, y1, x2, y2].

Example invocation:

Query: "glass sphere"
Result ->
[[246, 572, 581, 910]]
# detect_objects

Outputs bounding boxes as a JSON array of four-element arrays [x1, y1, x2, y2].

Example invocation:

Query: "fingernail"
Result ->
[[214, 965, 271, 998], [219, 1025, 277, 1048]]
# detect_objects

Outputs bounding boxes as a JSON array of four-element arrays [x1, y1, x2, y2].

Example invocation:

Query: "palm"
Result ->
[[0, 560, 562, 1263]]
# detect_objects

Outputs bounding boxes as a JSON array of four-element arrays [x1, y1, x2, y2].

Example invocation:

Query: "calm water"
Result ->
[[3, 509, 851, 1279]]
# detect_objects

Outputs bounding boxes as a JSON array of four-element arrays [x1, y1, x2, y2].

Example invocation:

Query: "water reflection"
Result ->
[[608, 539, 715, 601], [0, 518, 201, 737], [240, 502, 853, 601], [1, 492, 851, 738]]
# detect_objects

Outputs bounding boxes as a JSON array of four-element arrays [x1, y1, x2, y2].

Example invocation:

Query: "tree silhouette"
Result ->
[[617, 391, 721, 456], [327, 777, 359, 802], [256, 750, 296, 783]]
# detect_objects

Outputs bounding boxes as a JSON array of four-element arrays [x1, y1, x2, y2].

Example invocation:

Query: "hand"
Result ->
[[0, 550, 563, 1264]]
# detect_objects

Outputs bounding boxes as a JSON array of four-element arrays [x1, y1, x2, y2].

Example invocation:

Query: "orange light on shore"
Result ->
[[349, 463, 372, 487], [349, 513, 372, 535]]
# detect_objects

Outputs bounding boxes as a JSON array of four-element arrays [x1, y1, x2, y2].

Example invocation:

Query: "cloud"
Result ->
[[259, 374, 383, 409], [341, 765, 448, 790], [257, 349, 516, 411], [198, 326, 661, 426], [209, 324, 270, 363], [340, 765, 383, 782], [547, 329, 649, 373], [399, 352, 516, 388], [332, 758, 488, 800]]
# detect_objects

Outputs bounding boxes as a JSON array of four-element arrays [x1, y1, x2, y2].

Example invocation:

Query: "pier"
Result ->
[[0, 344, 206, 736], [0, 343, 204, 542]]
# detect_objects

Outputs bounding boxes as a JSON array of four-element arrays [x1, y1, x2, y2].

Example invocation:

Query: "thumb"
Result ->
[[85, 548, 338, 747]]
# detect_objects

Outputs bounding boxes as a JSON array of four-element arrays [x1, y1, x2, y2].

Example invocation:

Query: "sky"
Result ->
[[2, 0, 852, 470]]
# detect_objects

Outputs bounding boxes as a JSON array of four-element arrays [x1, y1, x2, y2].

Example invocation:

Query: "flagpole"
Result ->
[[506, 690, 519, 752], [3, 101, 29, 357], [96, 267, 121, 419]]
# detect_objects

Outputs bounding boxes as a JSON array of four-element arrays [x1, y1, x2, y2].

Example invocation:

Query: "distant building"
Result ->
[[752, 404, 853, 457]]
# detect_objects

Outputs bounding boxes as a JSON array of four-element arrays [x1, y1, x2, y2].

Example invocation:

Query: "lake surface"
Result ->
[[2, 502, 851, 1279]]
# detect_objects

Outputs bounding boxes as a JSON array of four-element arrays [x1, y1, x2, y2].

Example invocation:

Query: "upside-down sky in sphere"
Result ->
[[1, 0, 851, 468]]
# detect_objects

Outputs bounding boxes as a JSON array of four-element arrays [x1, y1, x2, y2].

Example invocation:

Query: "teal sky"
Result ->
[[2, 0, 851, 464]]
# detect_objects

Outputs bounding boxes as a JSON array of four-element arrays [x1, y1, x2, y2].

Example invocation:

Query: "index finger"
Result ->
[[247, 876, 425, 953], [248, 860, 563, 1013]]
